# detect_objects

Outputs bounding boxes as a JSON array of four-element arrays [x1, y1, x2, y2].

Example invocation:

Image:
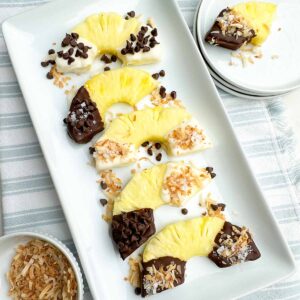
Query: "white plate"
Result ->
[[0, 232, 84, 300], [192, 9, 288, 100], [3, 0, 296, 299], [197, 0, 300, 94]]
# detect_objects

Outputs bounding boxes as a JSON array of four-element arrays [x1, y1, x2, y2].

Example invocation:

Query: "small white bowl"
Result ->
[[0, 232, 84, 300]]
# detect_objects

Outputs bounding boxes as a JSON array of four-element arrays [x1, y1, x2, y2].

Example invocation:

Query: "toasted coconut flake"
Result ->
[[125, 256, 142, 288], [7, 239, 77, 300], [98, 169, 122, 198], [201, 193, 226, 220], [50, 66, 71, 89], [150, 88, 184, 108], [101, 198, 114, 223]]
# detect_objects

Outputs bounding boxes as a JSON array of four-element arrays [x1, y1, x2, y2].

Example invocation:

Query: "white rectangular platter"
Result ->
[[3, 0, 296, 299]]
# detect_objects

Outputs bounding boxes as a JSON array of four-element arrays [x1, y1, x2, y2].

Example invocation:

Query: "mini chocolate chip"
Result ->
[[101, 54, 111, 64], [151, 28, 158, 36], [100, 198, 108, 206], [81, 52, 88, 59], [75, 50, 82, 57], [62, 52, 69, 59], [141, 26, 148, 33], [134, 45, 140, 53], [121, 48, 127, 55], [159, 86, 166, 98], [68, 57, 75, 65], [206, 166, 214, 173], [143, 46, 150, 52], [147, 147, 153, 156], [170, 91, 177, 99], [143, 36, 149, 44], [130, 34, 136, 42], [71, 32, 79, 39], [61, 36, 71, 47], [48, 49, 55, 55], [89, 147, 95, 154], [211, 172, 216, 178], [57, 51, 63, 57], [41, 61, 49, 67], [142, 141, 149, 147], [159, 70, 165, 77], [152, 73, 159, 80], [135, 287, 141, 295], [149, 43, 156, 48], [104, 66, 110, 71], [100, 181, 107, 190], [154, 143, 161, 149], [48, 60, 56, 65], [155, 153, 162, 161], [77, 42, 84, 50], [111, 55, 117, 62], [63, 118, 68, 124], [125, 16, 129, 20], [46, 72, 53, 79], [83, 46, 89, 53], [127, 11, 135, 18], [181, 208, 188, 215], [68, 48, 74, 55]]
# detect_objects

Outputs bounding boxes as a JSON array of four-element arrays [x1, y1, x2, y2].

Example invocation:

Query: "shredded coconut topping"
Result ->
[[98, 169, 122, 198], [143, 262, 181, 295], [216, 9, 254, 40], [217, 226, 251, 264], [162, 164, 210, 206], [124, 256, 142, 288], [94, 139, 132, 162], [203, 193, 226, 220], [167, 124, 206, 150], [7, 239, 77, 300]]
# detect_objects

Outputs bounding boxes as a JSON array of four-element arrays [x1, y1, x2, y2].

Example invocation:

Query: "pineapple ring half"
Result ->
[[54, 12, 162, 74], [92, 106, 212, 170], [111, 162, 214, 259], [64, 68, 157, 144], [141, 216, 261, 296]]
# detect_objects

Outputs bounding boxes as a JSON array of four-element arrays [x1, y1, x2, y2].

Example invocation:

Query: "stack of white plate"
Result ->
[[193, 0, 300, 100]]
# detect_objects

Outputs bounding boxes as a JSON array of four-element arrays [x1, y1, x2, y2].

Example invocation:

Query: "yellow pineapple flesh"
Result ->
[[84, 68, 158, 119], [73, 12, 141, 54]]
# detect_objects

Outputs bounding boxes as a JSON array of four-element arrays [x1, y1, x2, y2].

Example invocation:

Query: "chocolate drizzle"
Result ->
[[64, 87, 104, 143], [112, 208, 155, 260], [141, 257, 186, 297], [205, 9, 255, 50], [208, 221, 261, 268]]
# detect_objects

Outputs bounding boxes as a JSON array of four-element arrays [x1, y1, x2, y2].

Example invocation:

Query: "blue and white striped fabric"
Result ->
[[1, 1, 300, 299]]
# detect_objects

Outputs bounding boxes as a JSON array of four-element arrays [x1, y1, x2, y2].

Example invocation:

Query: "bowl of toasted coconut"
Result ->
[[0, 232, 84, 300]]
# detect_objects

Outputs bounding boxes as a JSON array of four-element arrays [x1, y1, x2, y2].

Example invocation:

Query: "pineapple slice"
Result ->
[[113, 162, 212, 215], [143, 216, 225, 262], [84, 68, 157, 120], [232, 2, 277, 45], [72, 12, 141, 54]]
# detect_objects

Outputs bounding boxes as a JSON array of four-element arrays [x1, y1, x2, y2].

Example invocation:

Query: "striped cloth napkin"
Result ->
[[1, 0, 300, 299]]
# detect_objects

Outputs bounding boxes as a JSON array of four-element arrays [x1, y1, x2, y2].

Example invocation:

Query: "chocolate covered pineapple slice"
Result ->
[[141, 217, 260, 296], [112, 162, 213, 259], [205, 2, 276, 50], [93, 107, 211, 170], [64, 68, 157, 143]]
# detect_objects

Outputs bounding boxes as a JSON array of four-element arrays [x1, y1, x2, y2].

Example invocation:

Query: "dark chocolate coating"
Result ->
[[205, 9, 255, 50], [112, 208, 156, 260], [65, 86, 104, 144], [208, 221, 261, 268], [141, 256, 186, 297]]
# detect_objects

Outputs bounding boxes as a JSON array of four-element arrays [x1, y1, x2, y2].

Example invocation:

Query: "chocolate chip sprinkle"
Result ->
[[159, 86, 166, 98], [170, 91, 177, 99], [155, 153, 162, 161], [151, 28, 158, 36], [211, 172, 216, 178], [127, 11, 135, 18], [89, 146, 95, 155], [135, 287, 141, 295], [104, 66, 110, 71], [152, 73, 159, 80], [159, 70, 165, 77], [154, 143, 161, 150], [46, 72, 53, 79], [211, 203, 226, 211], [181, 208, 188, 215], [142, 141, 149, 147], [147, 147, 153, 156], [41, 61, 49, 67], [100, 54, 111, 64], [100, 198, 108, 206], [111, 55, 117, 62], [48, 49, 55, 55], [100, 181, 108, 190]]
